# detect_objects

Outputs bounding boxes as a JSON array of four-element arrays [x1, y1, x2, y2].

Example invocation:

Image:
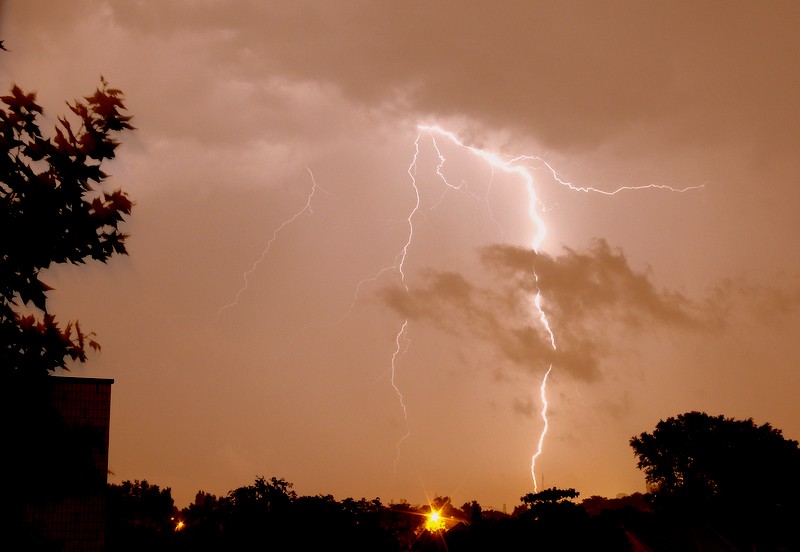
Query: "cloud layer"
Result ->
[[382, 239, 703, 381]]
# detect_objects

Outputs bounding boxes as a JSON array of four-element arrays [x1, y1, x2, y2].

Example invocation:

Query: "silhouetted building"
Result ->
[[22, 377, 114, 552]]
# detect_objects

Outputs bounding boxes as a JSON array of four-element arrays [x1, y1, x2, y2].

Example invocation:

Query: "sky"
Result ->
[[2, 1, 800, 509]]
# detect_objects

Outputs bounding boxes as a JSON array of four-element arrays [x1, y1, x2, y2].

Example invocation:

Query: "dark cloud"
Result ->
[[25, 1, 796, 171], [382, 239, 701, 380], [482, 240, 699, 328], [383, 236, 800, 386], [87, 2, 799, 156]]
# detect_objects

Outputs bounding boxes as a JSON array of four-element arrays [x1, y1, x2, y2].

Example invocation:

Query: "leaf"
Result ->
[[1, 79, 132, 375]]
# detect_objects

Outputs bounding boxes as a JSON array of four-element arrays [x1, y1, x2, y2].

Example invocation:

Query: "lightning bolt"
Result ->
[[411, 124, 555, 491], [406, 123, 702, 493], [531, 365, 552, 492], [531, 271, 556, 493], [215, 167, 322, 321]]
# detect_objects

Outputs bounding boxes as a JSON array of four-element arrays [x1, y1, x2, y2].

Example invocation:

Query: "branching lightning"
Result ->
[[406, 123, 702, 493], [215, 167, 322, 321], [409, 124, 556, 491], [216, 123, 702, 494]]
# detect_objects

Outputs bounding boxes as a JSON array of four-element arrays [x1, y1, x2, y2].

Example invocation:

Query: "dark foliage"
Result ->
[[460, 500, 482, 523], [105, 411, 800, 551], [412, 487, 631, 552], [106, 478, 632, 552], [165, 477, 404, 551], [520, 486, 580, 506], [0, 78, 133, 377], [631, 411, 800, 550], [0, 71, 132, 549], [106, 480, 177, 552]]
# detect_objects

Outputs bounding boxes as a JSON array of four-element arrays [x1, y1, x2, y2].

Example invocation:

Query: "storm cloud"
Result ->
[[382, 239, 704, 381]]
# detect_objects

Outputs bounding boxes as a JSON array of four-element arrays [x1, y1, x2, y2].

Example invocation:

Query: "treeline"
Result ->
[[106, 412, 800, 551], [106, 478, 640, 551]]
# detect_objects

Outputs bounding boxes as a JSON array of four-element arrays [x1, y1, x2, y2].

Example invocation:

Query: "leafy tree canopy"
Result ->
[[630, 411, 800, 515], [521, 487, 580, 505], [0, 77, 133, 376]]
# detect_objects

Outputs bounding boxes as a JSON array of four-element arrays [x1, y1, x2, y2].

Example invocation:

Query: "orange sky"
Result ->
[[2, 1, 799, 509]]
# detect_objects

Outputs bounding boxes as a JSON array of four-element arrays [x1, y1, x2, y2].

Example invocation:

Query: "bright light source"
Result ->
[[425, 509, 446, 532]]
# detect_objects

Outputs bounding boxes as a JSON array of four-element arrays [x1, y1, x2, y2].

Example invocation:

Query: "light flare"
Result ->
[[424, 509, 447, 532]]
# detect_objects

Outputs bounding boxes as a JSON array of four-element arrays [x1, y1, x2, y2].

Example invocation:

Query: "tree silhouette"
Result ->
[[168, 477, 399, 551], [460, 500, 482, 523], [631, 412, 800, 510], [106, 480, 176, 552], [0, 78, 133, 377], [518, 487, 583, 526], [521, 487, 580, 506], [631, 411, 800, 549]]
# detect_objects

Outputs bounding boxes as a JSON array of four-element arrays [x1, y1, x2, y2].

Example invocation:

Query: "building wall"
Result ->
[[24, 377, 114, 552], [48, 378, 113, 479]]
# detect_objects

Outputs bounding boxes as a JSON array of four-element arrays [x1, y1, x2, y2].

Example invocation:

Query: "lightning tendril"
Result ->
[[391, 319, 411, 476], [215, 167, 322, 321]]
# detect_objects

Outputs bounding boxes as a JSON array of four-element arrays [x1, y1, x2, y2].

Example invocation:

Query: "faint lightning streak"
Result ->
[[516, 156, 706, 195], [398, 135, 423, 290], [335, 139, 422, 323], [344, 131, 471, 475], [391, 319, 411, 476], [334, 266, 398, 325], [215, 167, 321, 321], [484, 167, 505, 239]]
